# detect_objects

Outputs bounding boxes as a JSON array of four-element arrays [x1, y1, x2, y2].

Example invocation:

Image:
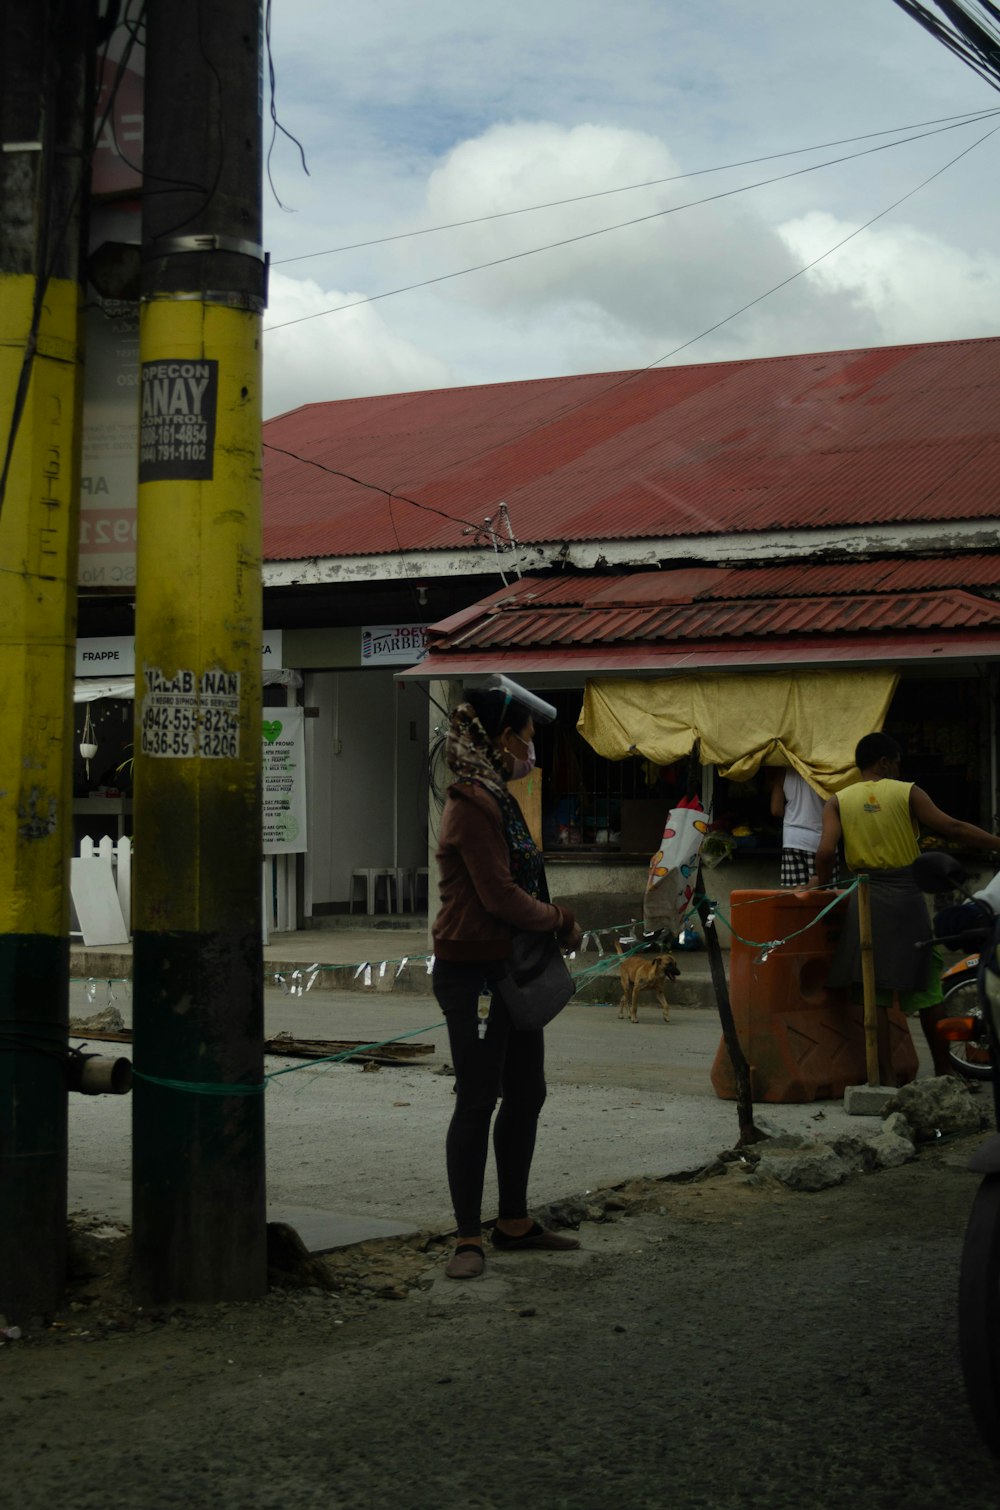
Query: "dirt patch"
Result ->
[[14, 1155, 831, 1353]]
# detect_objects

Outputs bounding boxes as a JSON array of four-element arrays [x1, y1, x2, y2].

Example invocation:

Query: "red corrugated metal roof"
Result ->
[[435, 590, 1000, 652], [406, 633, 1000, 679], [429, 557, 1000, 625], [263, 337, 1000, 561]]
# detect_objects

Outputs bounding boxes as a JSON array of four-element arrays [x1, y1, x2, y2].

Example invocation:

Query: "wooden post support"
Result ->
[[857, 874, 879, 1086], [695, 866, 761, 1145]]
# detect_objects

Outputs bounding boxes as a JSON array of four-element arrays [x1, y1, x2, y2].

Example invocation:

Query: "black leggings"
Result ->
[[432, 958, 547, 1238]]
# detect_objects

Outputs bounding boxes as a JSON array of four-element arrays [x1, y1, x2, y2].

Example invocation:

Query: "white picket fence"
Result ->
[[74, 834, 297, 943], [77, 834, 132, 935], [262, 855, 297, 941]]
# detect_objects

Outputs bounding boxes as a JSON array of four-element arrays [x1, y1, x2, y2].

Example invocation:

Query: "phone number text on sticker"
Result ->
[[141, 666, 241, 759]]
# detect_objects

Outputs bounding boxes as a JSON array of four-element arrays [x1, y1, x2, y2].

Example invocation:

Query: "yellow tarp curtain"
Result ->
[[578, 669, 900, 796]]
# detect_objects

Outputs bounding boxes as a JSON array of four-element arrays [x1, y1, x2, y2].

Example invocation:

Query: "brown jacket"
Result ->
[[433, 783, 575, 961]]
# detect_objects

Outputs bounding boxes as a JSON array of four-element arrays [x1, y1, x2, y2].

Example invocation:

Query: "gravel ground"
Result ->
[[5, 1144, 1000, 1510]]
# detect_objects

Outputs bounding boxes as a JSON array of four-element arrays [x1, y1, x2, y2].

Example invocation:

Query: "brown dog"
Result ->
[[616, 948, 681, 1024]]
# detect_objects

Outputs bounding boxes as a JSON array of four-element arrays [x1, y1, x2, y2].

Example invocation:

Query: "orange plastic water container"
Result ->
[[710, 888, 918, 1103]]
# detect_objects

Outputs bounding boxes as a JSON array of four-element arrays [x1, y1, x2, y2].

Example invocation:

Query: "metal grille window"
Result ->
[[534, 690, 686, 854]]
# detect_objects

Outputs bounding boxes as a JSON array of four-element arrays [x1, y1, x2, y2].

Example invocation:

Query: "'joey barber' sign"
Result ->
[[138, 359, 218, 482]]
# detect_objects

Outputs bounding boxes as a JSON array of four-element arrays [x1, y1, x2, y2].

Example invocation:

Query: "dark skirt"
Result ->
[[827, 866, 932, 995]]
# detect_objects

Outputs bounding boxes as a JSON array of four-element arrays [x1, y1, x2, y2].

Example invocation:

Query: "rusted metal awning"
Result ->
[[407, 632, 1000, 679], [403, 561, 1000, 680]]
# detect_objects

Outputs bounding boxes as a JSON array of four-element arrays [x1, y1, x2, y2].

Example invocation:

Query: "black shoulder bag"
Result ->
[[493, 929, 576, 1031]]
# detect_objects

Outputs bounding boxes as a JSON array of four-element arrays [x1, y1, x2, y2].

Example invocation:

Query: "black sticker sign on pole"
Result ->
[[138, 358, 219, 481]]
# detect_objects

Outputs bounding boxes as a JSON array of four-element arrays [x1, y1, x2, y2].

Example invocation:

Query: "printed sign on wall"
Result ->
[[361, 624, 428, 665], [262, 708, 307, 854]]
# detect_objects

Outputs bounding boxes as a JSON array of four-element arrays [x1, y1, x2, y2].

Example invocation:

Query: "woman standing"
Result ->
[[432, 681, 583, 1279]]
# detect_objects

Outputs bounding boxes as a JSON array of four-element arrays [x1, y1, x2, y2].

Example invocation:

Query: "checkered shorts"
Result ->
[[779, 848, 837, 888]]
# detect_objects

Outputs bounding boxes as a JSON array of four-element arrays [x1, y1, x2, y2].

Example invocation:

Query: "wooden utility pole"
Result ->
[[0, 0, 92, 1320], [857, 875, 880, 1086], [696, 869, 761, 1145], [131, 0, 268, 1303]]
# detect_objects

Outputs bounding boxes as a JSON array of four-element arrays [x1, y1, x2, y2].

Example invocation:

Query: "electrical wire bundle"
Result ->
[[891, 1, 1000, 90]]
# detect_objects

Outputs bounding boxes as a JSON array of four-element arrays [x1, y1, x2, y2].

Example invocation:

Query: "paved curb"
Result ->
[[70, 950, 721, 1009]]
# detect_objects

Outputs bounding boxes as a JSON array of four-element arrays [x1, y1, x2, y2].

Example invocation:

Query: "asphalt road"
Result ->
[[8, 1141, 1000, 1510]]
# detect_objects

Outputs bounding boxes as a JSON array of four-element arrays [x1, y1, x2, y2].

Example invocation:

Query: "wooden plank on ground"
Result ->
[[67, 1027, 434, 1066]]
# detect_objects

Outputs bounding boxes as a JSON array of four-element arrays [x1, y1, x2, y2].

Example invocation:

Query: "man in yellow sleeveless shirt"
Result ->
[[811, 732, 1000, 1080]]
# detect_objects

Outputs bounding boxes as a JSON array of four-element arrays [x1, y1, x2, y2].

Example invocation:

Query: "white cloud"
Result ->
[[263, 272, 452, 418], [777, 210, 1000, 346], [404, 120, 882, 365], [260, 0, 1000, 413], [418, 121, 792, 322]]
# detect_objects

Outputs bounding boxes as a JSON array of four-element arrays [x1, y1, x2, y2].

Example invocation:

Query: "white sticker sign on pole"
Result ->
[[140, 667, 241, 759]]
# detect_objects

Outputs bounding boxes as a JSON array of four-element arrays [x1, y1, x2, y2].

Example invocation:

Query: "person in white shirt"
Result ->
[[769, 767, 831, 887]]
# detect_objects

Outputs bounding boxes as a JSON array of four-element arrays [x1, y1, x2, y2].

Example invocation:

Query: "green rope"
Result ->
[[696, 878, 858, 951], [134, 1021, 448, 1097], [265, 1021, 445, 1080], [130, 935, 666, 1098], [569, 937, 650, 985], [133, 1072, 266, 1096]]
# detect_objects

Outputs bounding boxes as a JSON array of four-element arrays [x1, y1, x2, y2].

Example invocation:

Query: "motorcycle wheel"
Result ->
[[960, 1173, 1000, 1456], [943, 973, 993, 1081]]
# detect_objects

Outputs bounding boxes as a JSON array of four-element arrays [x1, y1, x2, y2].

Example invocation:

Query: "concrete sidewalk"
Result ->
[[69, 920, 719, 1006], [67, 964, 931, 1257]]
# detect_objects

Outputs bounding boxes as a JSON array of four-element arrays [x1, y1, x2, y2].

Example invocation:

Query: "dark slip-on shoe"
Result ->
[[491, 1222, 581, 1252]]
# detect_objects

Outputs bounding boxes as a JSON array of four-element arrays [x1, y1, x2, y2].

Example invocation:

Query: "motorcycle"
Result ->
[[913, 850, 1000, 1456], [940, 951, 993, 1080]]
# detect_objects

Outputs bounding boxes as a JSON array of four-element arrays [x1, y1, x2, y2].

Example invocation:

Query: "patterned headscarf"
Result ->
[[444, 702, 545, 899], [445, 702, 507, 799]]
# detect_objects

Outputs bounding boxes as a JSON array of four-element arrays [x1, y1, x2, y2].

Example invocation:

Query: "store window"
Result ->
[[888, 674, 986, 826], [531, 672, 991, 862], [534, 690, 688, 856], [710, 766, 782, 856], [73, 698, 134, 800], [709, 671, 989, 851]]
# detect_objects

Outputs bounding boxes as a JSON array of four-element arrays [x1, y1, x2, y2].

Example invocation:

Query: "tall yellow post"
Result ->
[[0, 0, 90, 1321], [131, 0, 267, 1303]]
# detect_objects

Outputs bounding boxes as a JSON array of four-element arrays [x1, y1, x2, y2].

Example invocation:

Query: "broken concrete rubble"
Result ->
[[883, 1076, 988, 1142]]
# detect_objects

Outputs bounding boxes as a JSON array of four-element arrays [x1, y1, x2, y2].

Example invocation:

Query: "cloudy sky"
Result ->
[[260, 1, 1000, 418]]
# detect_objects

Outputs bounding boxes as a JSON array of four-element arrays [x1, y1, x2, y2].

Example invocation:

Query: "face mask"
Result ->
[[506, 738, 536, 781]]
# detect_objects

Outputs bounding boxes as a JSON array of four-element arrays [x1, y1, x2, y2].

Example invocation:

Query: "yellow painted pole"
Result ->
[[0, 0, 90, 1319], [857, 875, 880, 1087], [131, 0, 267, 1304]]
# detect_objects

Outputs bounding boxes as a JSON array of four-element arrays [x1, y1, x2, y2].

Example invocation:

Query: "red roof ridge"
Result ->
[[262, 338, 1000, 559], [265, 334, 1000, 420]]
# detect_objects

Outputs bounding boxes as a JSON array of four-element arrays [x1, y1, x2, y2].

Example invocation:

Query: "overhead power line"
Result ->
[[263, 111, 998, 333], [263, 121, 998, 530], [890, 2, 1000, 90], [261, 441, 483, 532], [444, 118, 1000, 478], [272, 105, 1000, 266]]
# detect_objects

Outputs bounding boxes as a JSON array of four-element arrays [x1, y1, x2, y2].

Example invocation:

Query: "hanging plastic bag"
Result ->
[[643, 794, 708, 936]]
